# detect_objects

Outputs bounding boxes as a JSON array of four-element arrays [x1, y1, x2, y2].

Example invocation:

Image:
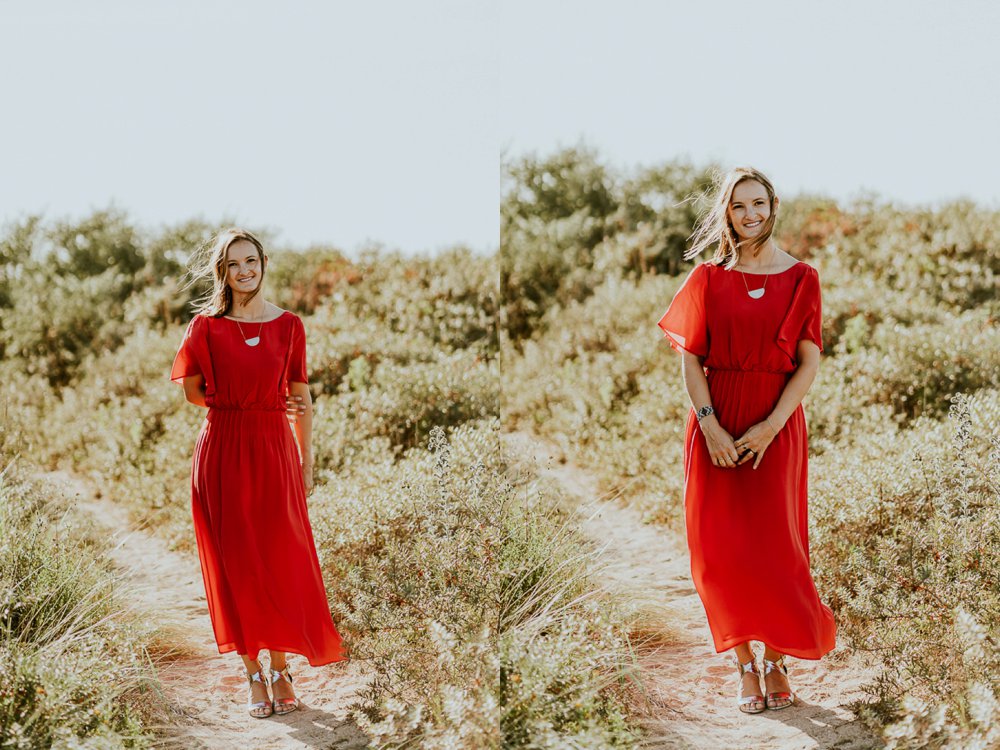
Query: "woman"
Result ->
[[656, 168, 836, 714], [169, 228, 346, 718]]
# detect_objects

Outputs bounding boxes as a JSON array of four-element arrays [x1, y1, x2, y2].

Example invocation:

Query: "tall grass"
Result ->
[[0, 212, 644, 746], [501, 148, 1000, 745], [0, 425, 162, 748]]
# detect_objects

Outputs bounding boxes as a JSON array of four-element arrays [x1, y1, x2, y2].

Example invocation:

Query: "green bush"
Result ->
[[0, 431, 160, 747], [810, 392, 1000, 746], [501, 150, 1000, 745]]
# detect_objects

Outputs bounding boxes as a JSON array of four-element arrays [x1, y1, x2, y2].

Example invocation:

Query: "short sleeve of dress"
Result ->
[[169, 314, 209, 385], [287, 315, 308, 384], [776, 265, 823, 361], [656, 263, 709, 357]]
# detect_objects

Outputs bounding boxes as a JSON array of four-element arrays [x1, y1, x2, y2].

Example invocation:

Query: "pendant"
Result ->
[[244, 337, 260, 346], [747, 288, 765, 300]]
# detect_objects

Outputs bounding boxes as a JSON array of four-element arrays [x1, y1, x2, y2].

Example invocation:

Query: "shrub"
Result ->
[[810, 392, 1000, 746], [0, 430, 161, 747]]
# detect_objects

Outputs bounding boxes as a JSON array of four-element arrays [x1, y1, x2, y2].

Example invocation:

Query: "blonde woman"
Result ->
[[657, 168, 835, 713], [170, 228, 346, 718]]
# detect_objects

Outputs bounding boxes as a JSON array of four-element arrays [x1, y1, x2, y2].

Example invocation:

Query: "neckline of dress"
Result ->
[[221, 310, 289, 323], [723, 260, 803, 276]]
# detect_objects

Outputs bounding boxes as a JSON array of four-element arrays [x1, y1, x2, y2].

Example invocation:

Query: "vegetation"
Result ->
[[4, 146, 996, 746], [0, 424, 161, 748], [501, 148, 1000, 748], [0, 210, 639, 747]]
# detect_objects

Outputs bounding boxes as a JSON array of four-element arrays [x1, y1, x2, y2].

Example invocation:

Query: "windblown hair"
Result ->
[[685, 167, 778, 270], [186, 228, 267, 317]]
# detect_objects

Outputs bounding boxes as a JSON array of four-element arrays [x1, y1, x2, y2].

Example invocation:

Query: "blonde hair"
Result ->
[[187, 228, 267, 317], [685, 167, 778, 270]]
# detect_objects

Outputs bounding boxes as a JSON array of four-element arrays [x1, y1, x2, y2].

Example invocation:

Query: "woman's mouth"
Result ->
[[744, 220, 762, 229], [237, 276, 254, 283]]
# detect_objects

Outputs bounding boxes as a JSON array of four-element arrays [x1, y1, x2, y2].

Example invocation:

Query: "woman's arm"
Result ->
[[735, 339, 821, 468], [288, 381, 313, 492], [681, 351, 741, 468], [768, 339, 821, 429], [182, 374, 208, 407]]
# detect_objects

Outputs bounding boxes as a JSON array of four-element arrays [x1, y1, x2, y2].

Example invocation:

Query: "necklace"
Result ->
[[736, 248, 778, 299], [739, 269, 769, 299], [232, 312, 265, 347]]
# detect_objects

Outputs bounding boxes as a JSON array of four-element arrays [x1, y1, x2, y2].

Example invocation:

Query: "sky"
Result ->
[[0, 1, 499, 255], [499, 0, 1000, 209], [2, 3, 998, 260]]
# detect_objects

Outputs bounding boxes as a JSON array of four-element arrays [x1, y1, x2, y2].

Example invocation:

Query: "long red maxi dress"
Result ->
[[657, 261, 836, 659], [169, 310, 346, 666]]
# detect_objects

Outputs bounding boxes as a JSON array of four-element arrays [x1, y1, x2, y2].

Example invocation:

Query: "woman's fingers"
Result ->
[[713, 451, 738, 468], [752, 445, 767, 470], [726, 443, 741, 464], [285, 395, 306, 418]]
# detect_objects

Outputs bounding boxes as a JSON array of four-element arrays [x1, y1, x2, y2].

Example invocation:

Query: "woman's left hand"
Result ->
[[734, 420, 779, 469], [286, 394, 307, 422], [302, 461, 314, 495]]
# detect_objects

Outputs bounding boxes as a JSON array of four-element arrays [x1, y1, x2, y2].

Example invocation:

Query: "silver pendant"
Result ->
[[747, 288, 765, 299], [244, 337, 260, 346]]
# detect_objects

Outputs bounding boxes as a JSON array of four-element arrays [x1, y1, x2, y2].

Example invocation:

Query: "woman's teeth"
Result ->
[[745, 221, 761, 228]]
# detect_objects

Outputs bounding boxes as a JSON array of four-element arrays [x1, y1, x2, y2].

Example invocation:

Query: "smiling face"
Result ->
[[226, 239, 265, 293], [727, 179, 774, 241]]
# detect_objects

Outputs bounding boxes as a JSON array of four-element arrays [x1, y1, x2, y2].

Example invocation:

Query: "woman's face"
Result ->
[[226, 239, 264, 293], [727, 179, 773, 241]]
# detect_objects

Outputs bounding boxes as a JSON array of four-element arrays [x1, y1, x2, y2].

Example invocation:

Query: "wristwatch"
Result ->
[[695, 405, 715, 422]]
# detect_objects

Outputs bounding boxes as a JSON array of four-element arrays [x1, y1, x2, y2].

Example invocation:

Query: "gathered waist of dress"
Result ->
[[706, 366, 792, 376], [205, 406, 288, 428], [207, 405, 285, 412]]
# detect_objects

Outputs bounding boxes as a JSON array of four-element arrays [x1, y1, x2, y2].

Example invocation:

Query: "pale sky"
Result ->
[[0, 1, 499, 255], [3, 3, 998, 260], [499, 0, 1000, 209]]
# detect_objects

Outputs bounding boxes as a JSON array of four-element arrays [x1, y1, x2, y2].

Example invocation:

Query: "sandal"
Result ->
[[763, 654, 795, 710], [244, 660, 273, 718], [269, 664, 300, 715], [734, 654, 765, 714]]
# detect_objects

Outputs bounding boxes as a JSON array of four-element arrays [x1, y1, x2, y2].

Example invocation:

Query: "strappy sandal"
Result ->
[[763, 654, 795, 710], [269, 664, 300, 715], [734, 654, 765, 714], [244, 660, 273, 718]]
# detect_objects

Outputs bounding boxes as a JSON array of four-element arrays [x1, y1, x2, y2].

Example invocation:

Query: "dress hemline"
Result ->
[[215, 641, 350, 668], [710, 633, 836, 661]]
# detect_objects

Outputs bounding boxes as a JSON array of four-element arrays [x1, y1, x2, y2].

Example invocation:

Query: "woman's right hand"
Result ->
[[698, 416, 741, 468]]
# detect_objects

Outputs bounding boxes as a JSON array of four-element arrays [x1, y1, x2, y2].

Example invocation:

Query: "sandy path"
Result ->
[[40, 470, 371, 750], [503, 431, 881, 750]]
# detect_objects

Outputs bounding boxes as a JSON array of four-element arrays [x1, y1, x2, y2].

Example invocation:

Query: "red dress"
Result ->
[[657, 261, 836, 659], [169, 310, 346, 666]]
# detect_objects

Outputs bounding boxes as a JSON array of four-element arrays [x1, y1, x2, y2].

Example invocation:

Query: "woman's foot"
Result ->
[[735, 656, 765, 714], [269, 664, 299, 715], [762, 654, 795, 710], [244, 661, 272, 718]]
